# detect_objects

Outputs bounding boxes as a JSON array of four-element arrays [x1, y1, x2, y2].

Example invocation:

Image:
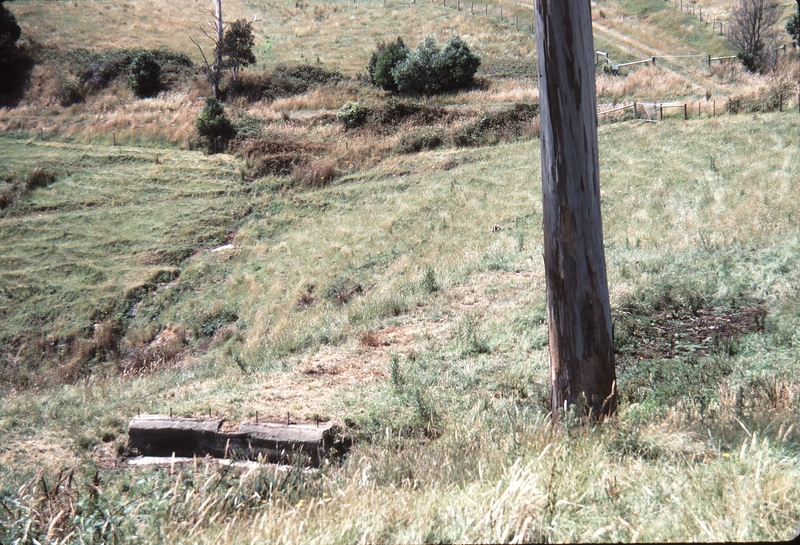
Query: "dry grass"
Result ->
[[597, 64, 695, 102]]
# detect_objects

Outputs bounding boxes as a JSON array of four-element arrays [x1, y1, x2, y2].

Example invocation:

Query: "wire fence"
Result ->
[[0, 126, 192, 150], [598, 93, 800, 123]]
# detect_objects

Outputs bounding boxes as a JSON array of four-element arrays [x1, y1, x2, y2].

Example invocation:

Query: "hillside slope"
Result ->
[[1, 113, 799, 542]]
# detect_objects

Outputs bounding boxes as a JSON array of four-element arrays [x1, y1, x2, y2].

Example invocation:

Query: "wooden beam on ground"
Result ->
[[127, 415, 348, 466]]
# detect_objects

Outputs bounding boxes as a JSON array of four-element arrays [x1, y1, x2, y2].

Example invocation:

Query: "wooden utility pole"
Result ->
[[534, 0, 617, 421]]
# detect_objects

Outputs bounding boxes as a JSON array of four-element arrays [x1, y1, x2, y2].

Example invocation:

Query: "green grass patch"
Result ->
[[1, 113, 800, 542]]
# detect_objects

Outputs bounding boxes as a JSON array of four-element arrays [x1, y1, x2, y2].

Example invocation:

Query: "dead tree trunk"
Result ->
[[211, 0, 224, 99], [191, 0, 225, 99], [534, 0, 617, 421]]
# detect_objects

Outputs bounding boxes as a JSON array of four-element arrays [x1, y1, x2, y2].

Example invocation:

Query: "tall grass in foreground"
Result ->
[[1, 113, 799, 543], [2, 395, 798, 543]]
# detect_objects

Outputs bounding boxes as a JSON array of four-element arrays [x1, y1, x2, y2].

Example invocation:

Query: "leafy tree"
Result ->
[[787, 0, 800, 43], [221, 18, 256, 83], [368, 38, 408, 93], [727, 0, 781, 72], [128, 51, 162, 98], [196, 96, 236, 153]]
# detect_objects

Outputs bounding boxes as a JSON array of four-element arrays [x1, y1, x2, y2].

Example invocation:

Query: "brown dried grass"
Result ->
[[291, 158, 339, 187]]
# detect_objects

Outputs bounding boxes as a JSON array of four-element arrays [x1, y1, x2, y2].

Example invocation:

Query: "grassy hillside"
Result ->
[[1, 0, 799, 542], [1, 112, 799, 542]]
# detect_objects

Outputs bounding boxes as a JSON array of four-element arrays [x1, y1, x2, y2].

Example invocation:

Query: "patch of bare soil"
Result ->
[[616, 304, 767, 361]]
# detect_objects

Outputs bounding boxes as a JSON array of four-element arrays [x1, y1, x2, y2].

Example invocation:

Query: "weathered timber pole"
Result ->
[[534, 0, 617, 421]]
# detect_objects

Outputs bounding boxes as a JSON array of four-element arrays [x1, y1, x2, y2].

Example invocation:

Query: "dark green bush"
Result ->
[[453, 103, 539, 147], [226, 64, 342, 102], [395, 129, 443, 154], [391, 35, 480, 95], [368, 38, 408, 93], [0, 0, 32, 103], [128, 51, 162, 98], [788, 10, 800, 42], [196, 97, 236, 154], [433, 35, 482, 92]]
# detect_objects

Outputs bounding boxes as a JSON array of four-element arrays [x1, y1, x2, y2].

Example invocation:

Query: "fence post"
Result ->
[[471, 2, 473, 13], [713, 100, 716, 116], [633, 101, 637, 119], [660, 104, 663, 120], [779, 95, 783, 112], [707, 54, 711, 67], [500, 8, 502, 20], [683, 104, 687, 120]]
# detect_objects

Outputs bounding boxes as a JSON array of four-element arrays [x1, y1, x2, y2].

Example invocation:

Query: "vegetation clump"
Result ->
[[336, 101, 369, 129], [221, 18, 256, 83], [453, 103, 539, 147], [196, 96, 236, 154], [787, 0, 800, 43], [0, 168, 58, 212], [727, 0, 782, 73], [368, 37, 408, 93], [367, 35, 480, 95], [227, 64, 342, 101], [395, 129, 444, 154], [128, 50, 162, 98], [0, 0, 31, 103]]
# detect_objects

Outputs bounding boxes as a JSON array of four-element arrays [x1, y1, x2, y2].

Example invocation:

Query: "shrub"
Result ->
[[368, 38, 408, 93], [53, 72, 84, 106], [0, 177, 23, 211], [27, 167, 57, 189], [453, 103, 539, 147], [434, 35, 482, 92], [196, 96, 236, 154], [0, 0, 31, 102], [226, 64, 343, 102], [262, 64, 342, 100], [395, 129, 443, 154], [336, 101, 370, 129], [237, 138, 325, 177], [786, 7, 800, 42], [128, 51, 162, 98], [391, 35, 480, 95], [392, 36, 441, 95]]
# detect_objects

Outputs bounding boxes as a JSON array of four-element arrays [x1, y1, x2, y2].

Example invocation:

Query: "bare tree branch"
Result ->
[[727, 0, 782, 72]]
